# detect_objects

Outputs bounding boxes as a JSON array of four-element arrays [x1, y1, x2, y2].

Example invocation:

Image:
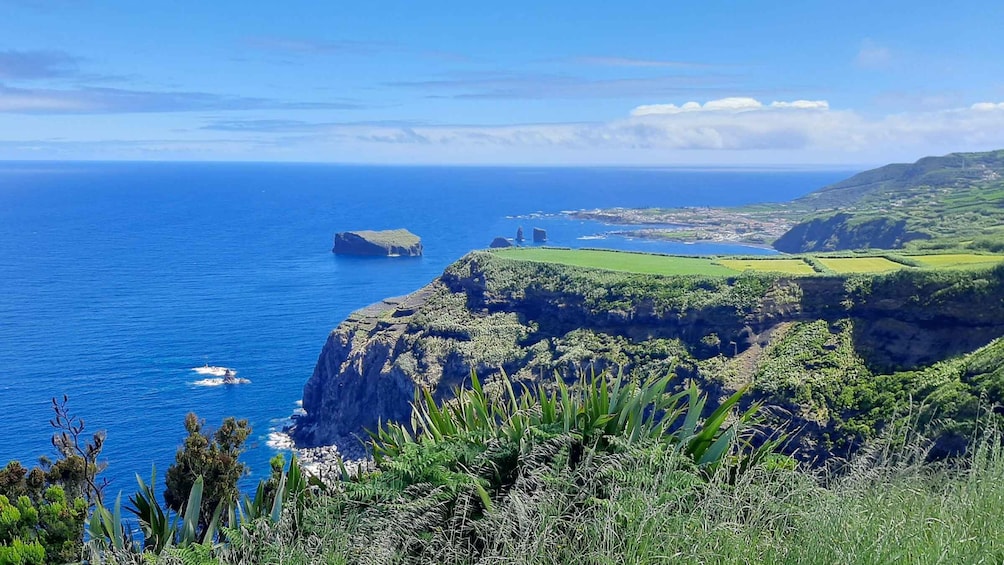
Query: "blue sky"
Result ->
[[1, 0, 1003, 165]]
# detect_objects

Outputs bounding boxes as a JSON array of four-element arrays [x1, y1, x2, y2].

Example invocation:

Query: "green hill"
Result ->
[[570, 149, 1004, 253], [775, 150, 1004, 252]]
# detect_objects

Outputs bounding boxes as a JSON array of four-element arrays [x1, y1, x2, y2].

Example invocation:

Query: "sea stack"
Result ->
[[516, 226, 525, 243], [333, 229, 423, 257], [533, 227, 547, 243], [489, 237, 514, 248]]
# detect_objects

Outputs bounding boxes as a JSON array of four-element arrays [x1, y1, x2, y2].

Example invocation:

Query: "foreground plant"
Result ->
[[369, 371, 779, 497]]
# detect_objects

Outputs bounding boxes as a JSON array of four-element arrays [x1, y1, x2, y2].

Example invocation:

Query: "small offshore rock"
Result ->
[[516, 226, 525, 243], [533, 227, 547, 242]]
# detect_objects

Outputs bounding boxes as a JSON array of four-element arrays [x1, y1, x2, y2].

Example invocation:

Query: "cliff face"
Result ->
[[773, 213, 931, 253], [332, 229, 423, 257], [293, 252, 1004, 462]]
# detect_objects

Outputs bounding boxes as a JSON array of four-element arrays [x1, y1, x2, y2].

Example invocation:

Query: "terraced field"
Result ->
[[911, 253, 1004, 269], [717, 258, 815, 275], [491, 248, 734, 276], [816, 257, 905, 274], [492, 248, 1003, 277]]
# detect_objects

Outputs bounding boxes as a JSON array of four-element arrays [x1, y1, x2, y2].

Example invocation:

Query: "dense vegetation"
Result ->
[[79, 376, 1004, 564]]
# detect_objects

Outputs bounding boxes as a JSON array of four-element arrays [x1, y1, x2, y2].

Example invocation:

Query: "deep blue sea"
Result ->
[[0, 162, 851, 494]]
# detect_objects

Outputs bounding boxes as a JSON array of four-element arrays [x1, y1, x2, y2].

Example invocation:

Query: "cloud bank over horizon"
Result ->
[[209, 96, 1002, 164], [7, 96, 1004, 166]]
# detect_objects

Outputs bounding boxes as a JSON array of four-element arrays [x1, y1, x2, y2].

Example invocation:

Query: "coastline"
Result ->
[[267, 429, 373, 480], [564, 206, 799, 251]]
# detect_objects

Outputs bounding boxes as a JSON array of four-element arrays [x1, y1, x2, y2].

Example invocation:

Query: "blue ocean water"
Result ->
[[0, 162, 851, 494]]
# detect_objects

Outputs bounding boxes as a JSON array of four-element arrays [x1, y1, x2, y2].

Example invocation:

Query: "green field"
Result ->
[[815, 256, 906, 273], [494, 247, 1003, 277], [717, 258, 815, 274], [911, 253, 1004, 269], [492, 248, 735, 276]]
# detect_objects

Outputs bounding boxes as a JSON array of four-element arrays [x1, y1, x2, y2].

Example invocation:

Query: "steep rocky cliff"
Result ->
[[292, 252, 1004, 462]]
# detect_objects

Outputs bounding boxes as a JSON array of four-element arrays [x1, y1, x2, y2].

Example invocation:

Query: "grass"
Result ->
[[205, 428, 1004, 565], [494, 247, 1004, 278], [491, 247, 736, 276], [911, 253, 1004, 268], [717, 258, 816, 275], [814, 256, 907, 273]]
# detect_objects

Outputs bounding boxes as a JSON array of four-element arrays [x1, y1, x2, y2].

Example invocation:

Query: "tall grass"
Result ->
[[101, 369, 1004, 564], [199, 427, 1004, 565]]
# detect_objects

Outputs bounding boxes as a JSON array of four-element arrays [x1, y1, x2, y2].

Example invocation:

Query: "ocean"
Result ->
[[0, 162, 851, 493]]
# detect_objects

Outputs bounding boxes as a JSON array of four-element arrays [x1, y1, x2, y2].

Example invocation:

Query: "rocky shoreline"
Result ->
[[567, 206, 801, 248], [269, 428, 373, 481]]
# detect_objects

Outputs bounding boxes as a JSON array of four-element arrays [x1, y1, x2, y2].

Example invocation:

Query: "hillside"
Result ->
[[571, 149, 1004, 253], [292, 249, 1004, 464], [775, 150, 1004, 252]]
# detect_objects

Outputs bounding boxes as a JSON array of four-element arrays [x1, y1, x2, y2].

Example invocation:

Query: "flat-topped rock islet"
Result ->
[[332, 229, 423, 257]]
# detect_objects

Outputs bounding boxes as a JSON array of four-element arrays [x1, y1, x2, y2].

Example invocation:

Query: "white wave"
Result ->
[[577, 235, 607, 240], [193, 377, 251, 387], [192, 365, 236, 377], [267, 431, 295, 450]]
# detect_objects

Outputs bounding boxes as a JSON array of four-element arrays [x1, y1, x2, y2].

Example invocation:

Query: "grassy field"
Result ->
[[911, 253, 1004, 269], [717, 258, 815, 274], [815, 256, 906, 273], [492, 248, 735, 276], [494, 247, 1002, 277]]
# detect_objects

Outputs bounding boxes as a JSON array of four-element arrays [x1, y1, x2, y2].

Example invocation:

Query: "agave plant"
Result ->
[[86, 472, 222, 559], [230, 455, 315, 530], [367, 369, 784, 502]]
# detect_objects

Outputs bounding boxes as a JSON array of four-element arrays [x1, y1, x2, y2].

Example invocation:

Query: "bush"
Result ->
[[164, 414, 251, 528]]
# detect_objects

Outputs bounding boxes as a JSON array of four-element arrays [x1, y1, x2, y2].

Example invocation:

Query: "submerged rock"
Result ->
[[489, 237, 514, 248], [533, 227, 547, 242], [333, 229, 423, 257]]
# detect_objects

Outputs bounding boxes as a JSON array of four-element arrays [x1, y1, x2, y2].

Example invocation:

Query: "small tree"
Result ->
[[164, 413, 251, 527], [42, 395, 108, 506]]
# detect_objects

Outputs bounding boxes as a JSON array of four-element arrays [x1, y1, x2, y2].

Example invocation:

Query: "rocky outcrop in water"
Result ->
[[533, 228, 547, 242], [333, 229, 423, 257], [516, 227, 525, 243], [489, 237, 513, 248]]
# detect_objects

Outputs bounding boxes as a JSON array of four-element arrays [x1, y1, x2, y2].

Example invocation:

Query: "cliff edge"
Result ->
[[292, 251, 1004, 463]]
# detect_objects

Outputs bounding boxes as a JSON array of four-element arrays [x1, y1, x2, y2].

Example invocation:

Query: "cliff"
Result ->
[[773, 213, 931, 253], [333, 229, 423, 257], [293, 251, 1004, 462]]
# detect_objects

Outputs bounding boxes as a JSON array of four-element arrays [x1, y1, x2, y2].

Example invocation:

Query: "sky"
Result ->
[[1, 0, 1003, 165]]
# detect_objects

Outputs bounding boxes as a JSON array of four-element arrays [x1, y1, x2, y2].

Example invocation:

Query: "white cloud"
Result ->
[[630, 97, 827, 116], [313, 98, 1004, 161], [11, 97, 1004, 165], [769, 100, 830, 110]]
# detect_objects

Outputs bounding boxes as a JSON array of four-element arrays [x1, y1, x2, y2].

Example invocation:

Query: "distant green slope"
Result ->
[[775, 150, 1004, 252]]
